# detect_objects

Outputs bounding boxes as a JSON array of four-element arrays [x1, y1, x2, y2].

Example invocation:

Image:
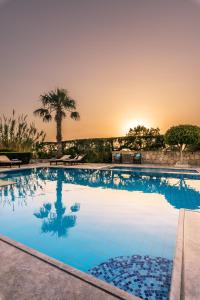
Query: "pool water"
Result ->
[[0, 167, 200, 300]]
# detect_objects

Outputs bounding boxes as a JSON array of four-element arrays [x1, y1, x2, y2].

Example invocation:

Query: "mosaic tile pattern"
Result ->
[[89, 255, 173, 300]]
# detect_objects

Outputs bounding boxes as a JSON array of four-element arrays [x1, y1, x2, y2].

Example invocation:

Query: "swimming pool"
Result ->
[[0, 167, 200, 300]]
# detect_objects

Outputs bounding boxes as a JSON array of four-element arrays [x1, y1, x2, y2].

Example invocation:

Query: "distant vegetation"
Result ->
[[0, 110, 45, 152], [126, 125, 163, 151], [35, 125, 165, 162], [37, 124, 200, 163]]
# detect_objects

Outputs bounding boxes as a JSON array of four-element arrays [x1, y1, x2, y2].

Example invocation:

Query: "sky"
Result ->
[[0, 0, 200, 141]]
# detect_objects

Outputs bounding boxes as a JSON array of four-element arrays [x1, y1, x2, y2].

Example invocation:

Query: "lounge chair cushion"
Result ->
[[49, 155, 71, 162], [61, 155, 71, 160], [77, 155, 84, 160], [0, 156, 11, 162]]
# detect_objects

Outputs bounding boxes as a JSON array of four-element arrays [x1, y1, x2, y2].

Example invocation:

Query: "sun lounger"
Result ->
[[63, 155, 85, 165], [49, 155, 71, 165], [0, 155, 22, 168]]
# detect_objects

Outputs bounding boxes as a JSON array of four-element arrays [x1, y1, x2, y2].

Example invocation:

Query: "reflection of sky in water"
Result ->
[[0, 168, 200, 272]]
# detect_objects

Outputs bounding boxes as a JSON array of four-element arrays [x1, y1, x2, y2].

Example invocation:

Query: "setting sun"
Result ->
[[123, 119, 151, 135]]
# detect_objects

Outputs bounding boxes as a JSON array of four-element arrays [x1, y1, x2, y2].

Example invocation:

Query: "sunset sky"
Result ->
[[0, 0, 200, 141]]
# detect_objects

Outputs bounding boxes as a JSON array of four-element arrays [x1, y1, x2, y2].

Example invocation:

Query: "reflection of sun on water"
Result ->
[[123, 119, 151, 135]]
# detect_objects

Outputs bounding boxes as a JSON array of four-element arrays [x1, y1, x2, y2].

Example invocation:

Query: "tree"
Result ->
[[127, 125, 160, 137], [165, 125, 200, 162], [34, 88, 80, 157], [127, 125, 161, 150], [127, 125, 149, 137]]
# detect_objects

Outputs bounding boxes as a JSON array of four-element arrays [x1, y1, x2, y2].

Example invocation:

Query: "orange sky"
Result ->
[[0, 0, 200, 141]]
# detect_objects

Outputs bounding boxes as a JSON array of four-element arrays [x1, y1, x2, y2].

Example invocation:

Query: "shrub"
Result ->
[[0, 110, 46, 152], [165, 125, 200, 161]]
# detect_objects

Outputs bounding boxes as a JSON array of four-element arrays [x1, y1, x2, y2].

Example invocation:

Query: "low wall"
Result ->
[[112, 151, 200, 166], [142, 151, 200, 166]]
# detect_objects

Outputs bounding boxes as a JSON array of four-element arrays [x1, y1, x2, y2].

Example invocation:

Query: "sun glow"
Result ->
[[123, 119, 151, 135]]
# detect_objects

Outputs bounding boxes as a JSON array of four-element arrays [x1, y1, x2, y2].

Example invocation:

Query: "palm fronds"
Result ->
[[34, 88, 80, 156]]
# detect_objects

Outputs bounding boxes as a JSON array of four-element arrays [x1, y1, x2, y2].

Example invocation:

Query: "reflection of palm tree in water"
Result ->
[[34, 169, 80, 237]]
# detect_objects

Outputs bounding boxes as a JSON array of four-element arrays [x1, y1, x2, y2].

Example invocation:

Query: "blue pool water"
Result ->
[[0, 167, 200, 300]]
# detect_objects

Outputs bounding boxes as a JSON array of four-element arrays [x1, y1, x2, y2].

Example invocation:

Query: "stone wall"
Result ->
[[142, 151, 200, 166], [112, 151, 200, 166]]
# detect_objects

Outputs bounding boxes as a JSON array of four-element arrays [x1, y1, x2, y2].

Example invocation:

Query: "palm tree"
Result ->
[[34, 88, 80, 157]]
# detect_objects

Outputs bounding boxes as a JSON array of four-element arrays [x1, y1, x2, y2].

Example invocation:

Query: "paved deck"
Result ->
[[0, 235, 139, 300], [170, 210, 200, 300]]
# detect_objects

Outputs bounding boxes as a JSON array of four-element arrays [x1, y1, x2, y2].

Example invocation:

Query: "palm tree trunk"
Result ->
[[56, 109, 62, 158]]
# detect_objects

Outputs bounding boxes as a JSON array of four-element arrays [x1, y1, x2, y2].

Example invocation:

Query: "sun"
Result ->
[[123, 119, 151, 135]]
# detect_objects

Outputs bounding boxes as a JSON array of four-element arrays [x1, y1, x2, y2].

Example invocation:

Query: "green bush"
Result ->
[[165, 125, 200, 161]]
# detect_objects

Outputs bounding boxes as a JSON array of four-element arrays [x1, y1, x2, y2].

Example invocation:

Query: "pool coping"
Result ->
[[52, 163, 200, 176], [0, 162, 199, 172], [101, 164, 200, 177], [170, 209, 200, 299], [169, 209, 184, 300]]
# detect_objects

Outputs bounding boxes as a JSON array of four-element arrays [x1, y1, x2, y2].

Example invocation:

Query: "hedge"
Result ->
[[37, 135, 165, 162], [0, 152, 32, 164]]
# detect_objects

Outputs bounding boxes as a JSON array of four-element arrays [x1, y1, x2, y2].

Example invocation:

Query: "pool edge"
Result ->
[[0, 233, 141, 300], [169, 209, 184, 300]]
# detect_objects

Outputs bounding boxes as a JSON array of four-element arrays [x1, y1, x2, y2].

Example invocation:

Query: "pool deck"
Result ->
[[170, 210, 200, 300], [0, 163, 200, 299]]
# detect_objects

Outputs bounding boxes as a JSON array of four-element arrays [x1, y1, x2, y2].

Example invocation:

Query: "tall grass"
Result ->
[[0, 110, 46, 152]]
